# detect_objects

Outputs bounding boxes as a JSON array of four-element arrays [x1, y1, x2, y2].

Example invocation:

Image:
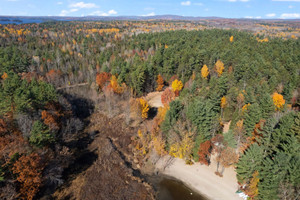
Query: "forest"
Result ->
[[0, 21, 299, 200]]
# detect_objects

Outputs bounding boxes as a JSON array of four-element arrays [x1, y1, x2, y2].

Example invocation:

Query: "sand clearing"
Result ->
[[145, 91, 164, 108], [155, 155, 243, 200]]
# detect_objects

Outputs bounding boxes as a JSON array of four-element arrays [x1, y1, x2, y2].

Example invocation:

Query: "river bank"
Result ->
[[155, 156, 243, 200]]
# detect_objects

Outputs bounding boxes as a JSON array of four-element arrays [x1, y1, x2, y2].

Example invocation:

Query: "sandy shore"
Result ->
[[155, 155, 243, 200]]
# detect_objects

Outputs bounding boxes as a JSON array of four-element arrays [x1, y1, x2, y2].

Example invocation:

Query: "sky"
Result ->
[[0, 0, 300, 19]]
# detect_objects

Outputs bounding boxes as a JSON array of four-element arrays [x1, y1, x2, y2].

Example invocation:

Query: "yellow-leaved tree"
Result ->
[[139, 98, 149, 119], [201, 65, 209, 79], [110, 75, 126, 94], [230, 36, 234, 42], [221, 96, 227, 108], [245, 171, 259, 199], [272, 92, 285, 110], [215, 60, 225, 77], [136, 129, 149, 155], [169, 133, 194, 160], [171, 79, 183, 96]]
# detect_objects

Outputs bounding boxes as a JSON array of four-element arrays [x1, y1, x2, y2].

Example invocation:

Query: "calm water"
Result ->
[[0, 18, 44, 24], [151, 176, 208, 200]]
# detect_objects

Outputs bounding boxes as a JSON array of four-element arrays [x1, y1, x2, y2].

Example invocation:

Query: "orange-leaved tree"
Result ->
[[156, 74, 164, 91], [12, 153, 44, 200], [272, 92, 285, 110], [230, 36, 234, 42], [96, 72, 111, 91], [201, 64, 209, 79], [41, 110, 59, 130], [215, 60, 224, 77], [198, 140, 212, 166], [1, 72, 8, 80]]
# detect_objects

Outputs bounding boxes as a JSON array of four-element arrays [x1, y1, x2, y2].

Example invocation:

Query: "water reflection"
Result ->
[[157, 178, 208, 200]]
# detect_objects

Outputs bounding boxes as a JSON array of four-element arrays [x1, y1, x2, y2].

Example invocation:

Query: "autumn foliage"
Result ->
[[1, 72, 8, 80], [171, 79, 183, 96], [110, 75, 126, 94], [221, 96, 227, 108], [215, 60, 225, 77], [0, 118, 7, 135], [272, 92, 285, 110], [169, 132, 194, 160], [161, 88, 175, 105], [245, 171, 259, 199], [230, 36, 234, 42], [96, 72, 111, 91], [198, 140, 212, 166], [156, 74, 164, 91], [201, 64, 209, 79], [139, 98, 149, 119], [12, 153, 44, 200], [41, 110, 59, 130]]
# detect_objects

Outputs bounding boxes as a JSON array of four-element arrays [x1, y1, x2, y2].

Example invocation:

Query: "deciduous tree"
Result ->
[[215, 60, 224, 77], [156, 74, 164, 91], [12, 153, 44, 200], [201, 65, 209, 79], [161, 88, 175, 105], [171, 79, 183, 96], [272, 92, 285, 110], [198, 140, 212, 165]]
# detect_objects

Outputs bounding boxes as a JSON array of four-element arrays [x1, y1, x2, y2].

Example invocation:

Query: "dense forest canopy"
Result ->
[[0, 21, 299, 199]]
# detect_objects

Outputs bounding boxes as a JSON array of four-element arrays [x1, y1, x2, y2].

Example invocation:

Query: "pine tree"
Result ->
[[236, 143, 263, 183]]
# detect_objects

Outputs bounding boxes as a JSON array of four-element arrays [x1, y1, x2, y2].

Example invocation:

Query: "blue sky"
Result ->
[[0, 0, 300, 19]]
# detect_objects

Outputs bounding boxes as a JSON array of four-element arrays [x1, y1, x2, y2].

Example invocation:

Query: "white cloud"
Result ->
[[69, 2, 98, 9], [57, 1, 63, 5], [244, 16, 253, 18], [89, 9, 118, 16], [59, 10, 69, 16], [181, 1, 191, 6], [288, 5, 294, 8], [59, 8, 80, 16], [108, 9, 117, 15], [240, 0, 250, 2], [256, 16, 261, 19], [266, 13, 276, 17], [142, 12, 156, 16], [70, 8, 79, 12], [280, 13, 300, 18]]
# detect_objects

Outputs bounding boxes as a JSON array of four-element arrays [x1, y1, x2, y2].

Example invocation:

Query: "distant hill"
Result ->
[[0, 15, 299, 24]]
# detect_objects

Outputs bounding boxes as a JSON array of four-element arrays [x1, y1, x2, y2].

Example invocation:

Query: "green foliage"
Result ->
[[237, 112, 300, 199], [223, 130, 237, 149], [0, 46, 29, 74], [0, 167, 4, 182], [186, 99, 218, 140], [161, 100, 184, 134], [244, 103, 262, 137], [0, 72, 57, 114], [236, 143, 264, 183], [29, 120, 54, 147]]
